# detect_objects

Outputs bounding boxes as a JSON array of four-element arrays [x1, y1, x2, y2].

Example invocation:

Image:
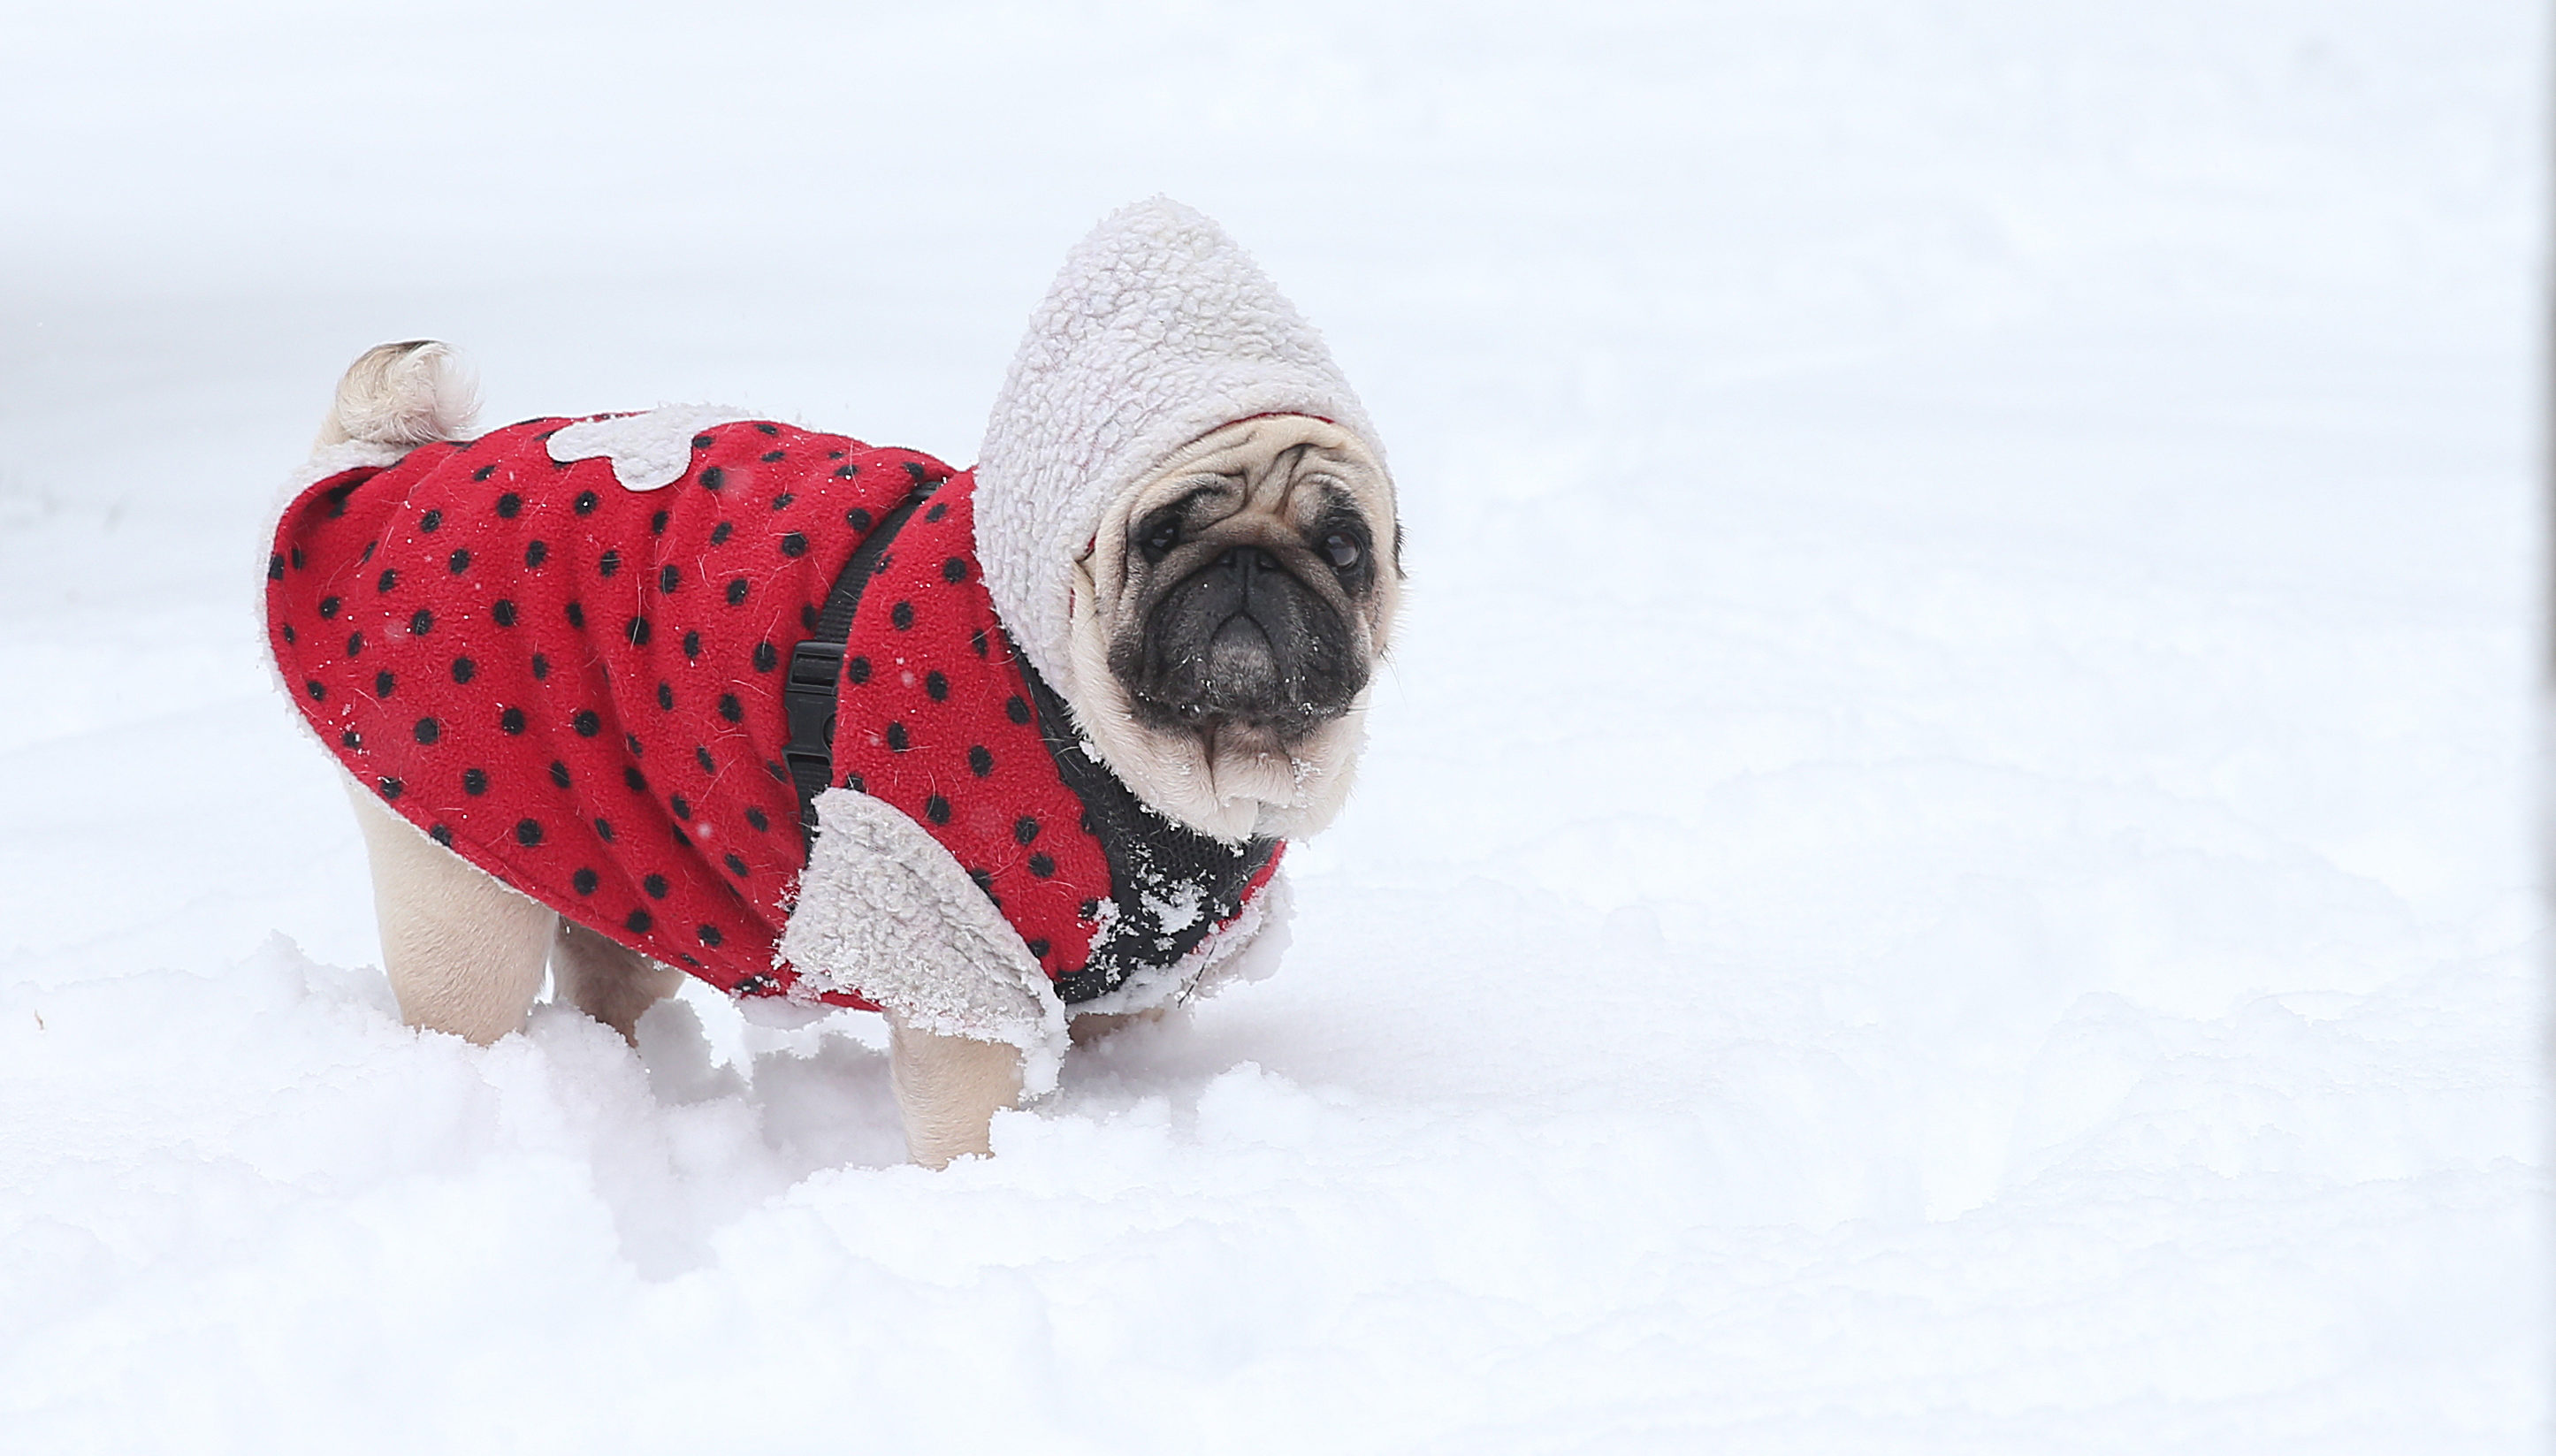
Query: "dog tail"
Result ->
[[312, 339, 479, 452]]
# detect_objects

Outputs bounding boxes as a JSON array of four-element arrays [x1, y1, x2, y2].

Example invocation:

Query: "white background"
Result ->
[[0, 2, 2545, 1450]]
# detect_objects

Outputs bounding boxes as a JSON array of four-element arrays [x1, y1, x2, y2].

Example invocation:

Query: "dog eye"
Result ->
[[1141, 521, 1180, 562], [1322, 532, 1361, 569]]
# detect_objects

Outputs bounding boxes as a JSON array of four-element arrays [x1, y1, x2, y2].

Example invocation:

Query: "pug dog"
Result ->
[[265, 199, 1400, 1166]]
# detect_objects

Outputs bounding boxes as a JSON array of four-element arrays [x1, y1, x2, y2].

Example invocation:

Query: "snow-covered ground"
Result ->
[[1, 1, 2545, 1450]]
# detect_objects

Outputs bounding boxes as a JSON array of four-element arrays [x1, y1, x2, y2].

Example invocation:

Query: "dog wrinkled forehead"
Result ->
[[973, 197, 1387, 698]]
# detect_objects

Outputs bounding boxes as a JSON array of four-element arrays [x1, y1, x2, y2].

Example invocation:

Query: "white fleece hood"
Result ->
[[973, 197, 1385, 698]]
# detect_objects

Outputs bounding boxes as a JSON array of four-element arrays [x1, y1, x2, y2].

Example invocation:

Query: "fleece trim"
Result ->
[[973, 196, 1385, 703]]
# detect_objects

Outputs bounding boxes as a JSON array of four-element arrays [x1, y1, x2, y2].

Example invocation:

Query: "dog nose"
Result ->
[[1218, 545, 1283, 582]]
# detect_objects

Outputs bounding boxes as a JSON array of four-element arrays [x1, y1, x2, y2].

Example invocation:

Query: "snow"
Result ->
[[0, 0, 2545, 1450]]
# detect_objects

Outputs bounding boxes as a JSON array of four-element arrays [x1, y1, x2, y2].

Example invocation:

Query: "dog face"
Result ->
[[1066, 415, 1400, 842]]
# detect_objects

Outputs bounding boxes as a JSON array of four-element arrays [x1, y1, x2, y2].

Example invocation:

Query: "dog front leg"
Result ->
[[887, 1015, 1025, 1168]]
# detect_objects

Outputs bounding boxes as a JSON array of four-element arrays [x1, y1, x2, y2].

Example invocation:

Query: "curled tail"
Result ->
[[312, 339, 479, 451]]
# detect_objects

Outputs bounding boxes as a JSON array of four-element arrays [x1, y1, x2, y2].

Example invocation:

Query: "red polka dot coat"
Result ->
[[268, 416, 1279, 1010]]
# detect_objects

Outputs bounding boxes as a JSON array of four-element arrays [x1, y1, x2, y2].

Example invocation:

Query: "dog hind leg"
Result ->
[[887, 1017, 1026, 1169], [349, 786, 553, 1044], [551, 919, 684, 1043]]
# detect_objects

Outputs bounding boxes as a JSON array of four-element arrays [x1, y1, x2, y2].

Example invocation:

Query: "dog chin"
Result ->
[[1064, 589, 1367, 842]]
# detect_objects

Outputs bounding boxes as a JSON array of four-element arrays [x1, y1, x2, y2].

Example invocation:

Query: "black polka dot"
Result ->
[[492, 599, 518, 627], [968, 744, 994, 777], [890, 601, 914, 630], [574, 709, 600, 737], [698, 924, 723, 948], [971, 629, 989, 659], [430, 824, 453, 846], [761, 450, 785, 464], [1026, 938, 1050, 959], [626, 616, 651, 647], [627, 731, 645, 756], [846, 656, 871, 685], [290, 546, 305, 569], [574, 490, 599, 515], [530, 653, 549, 681], [683, 630, 702, 660], [1005, 695, 1031, 725], [695, 745, 714, 773], [747, 641, 776, 673], [454, 657, 476, 684], [515, 819, 543, 847], [447, 548, 470, 574], [846, 507, 873, 531], [598, 550, 620, 579], [525, 540, 548, 568], [472, 463, 496, 483], [325, 484, 354, 517], [651, 509, 670, 535], [723, 853, 748, 877], [744, 806, 769, 832], [409, 608, 434, 636], [565, 601, 584, 630], [462, 767, 488, 795], [341, 729, 362, 750], [658, 682, 675, 711], [691, 432, 714, 450], [885, 722, 909, 751], [625, 909, 652, 934], [573, 867, 599, 896], [420, 509, 443, 532], [699, 466, 725, 492], [801, 603, 820, 633], [755, 423, 778, 436], [1014, 817, 1041, 844], [280, 623, 295, 644], [496, 492, 522, 517], [304, 679, 325, 701], [711, 521, 733, 546], [346, 631, 364, 658], [725, 579, 748, 606], [718, 694, 743, 723], [925, 795, 951, 825], [925, 501, 947, 522], [1028, 852, 1055, 878], [842, 771, 865, 793], [942, 556, 967, 583], [378, 776, 403, 799], [670, 794, 692, 821], [924, 670, 949, 701], [779, 532, 807, 558], [642, 873, 668, 899], [500, 706, 526, 735], [268, 553, 285, 581], [967, 867, 995, 892], [549, 759, 571, 789], [317, 595, 341, 620], [414, 717, 440, 745], [1080, 899, 1101, 920], [772, 492, 795, 509], [660, 564, 681, 593], [625, 765, 647, 792]]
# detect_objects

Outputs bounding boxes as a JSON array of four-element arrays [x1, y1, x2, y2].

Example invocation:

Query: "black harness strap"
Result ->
[[782, 479, 939, 845]]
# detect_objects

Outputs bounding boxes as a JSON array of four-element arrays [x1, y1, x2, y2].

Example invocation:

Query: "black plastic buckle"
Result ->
[[782, 639, 845, 836]]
